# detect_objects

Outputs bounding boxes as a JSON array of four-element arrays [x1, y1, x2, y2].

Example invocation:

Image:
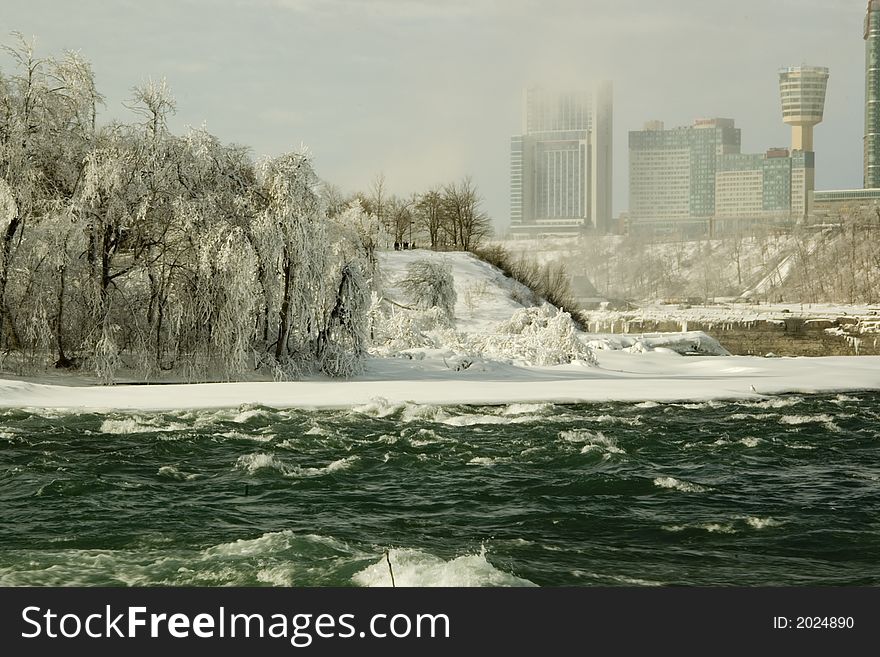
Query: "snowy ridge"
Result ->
[[374, 250, 598, 366]]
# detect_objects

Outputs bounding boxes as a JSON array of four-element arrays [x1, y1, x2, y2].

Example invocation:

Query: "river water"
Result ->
[[1, 392, 878, 586]]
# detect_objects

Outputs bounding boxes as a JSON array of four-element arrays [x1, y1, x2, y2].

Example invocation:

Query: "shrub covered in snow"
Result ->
[[474, 305, 598, 367], [372, 306, 455, 353], [398, 259, 457, 321]]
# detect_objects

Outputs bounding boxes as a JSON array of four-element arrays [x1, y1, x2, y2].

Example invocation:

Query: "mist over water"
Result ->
[[1, 393, 878, 586]]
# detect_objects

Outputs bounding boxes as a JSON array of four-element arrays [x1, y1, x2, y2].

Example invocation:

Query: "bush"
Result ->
[[398, 259, 457, 321], [472, 305, 597, 367], [372, 306, 452, 353]]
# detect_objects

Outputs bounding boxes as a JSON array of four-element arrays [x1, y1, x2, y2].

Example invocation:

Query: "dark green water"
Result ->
[[1, 393, 878, 586]]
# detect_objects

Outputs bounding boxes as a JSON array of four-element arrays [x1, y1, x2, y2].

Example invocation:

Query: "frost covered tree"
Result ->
[[387, 195, 416, 246], [440, 177, 491, 251], [252, 151, 328, 374], [0, 36, 376, 382], [356, 173, 388, 246], [329, 199, 386, 281], [317, 263, 370, 377], [0, 35, 104, 366], [354, 177, 492, 253], [71, 79, 189, 380], [399, 259, 457, 321], [415, 188, 445, 250]]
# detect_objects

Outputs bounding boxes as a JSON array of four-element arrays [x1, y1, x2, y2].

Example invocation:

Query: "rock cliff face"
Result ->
[[582, 312, 880, 357]]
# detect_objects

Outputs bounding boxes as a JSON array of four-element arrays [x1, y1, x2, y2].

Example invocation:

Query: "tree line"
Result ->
[[340, 173, 492, 252]]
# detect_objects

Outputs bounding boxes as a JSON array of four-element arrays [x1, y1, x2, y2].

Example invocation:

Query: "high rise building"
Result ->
[[628, 116, 812, 235], [866, 0, 880, 188], [509, 83, 613, 236], [628, 118, 740, 236], [808, 4, 879, 217], [715, 148, 811, 231]]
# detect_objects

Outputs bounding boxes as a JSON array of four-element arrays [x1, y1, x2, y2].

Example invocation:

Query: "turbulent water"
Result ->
[[1, 392, 879, 587]]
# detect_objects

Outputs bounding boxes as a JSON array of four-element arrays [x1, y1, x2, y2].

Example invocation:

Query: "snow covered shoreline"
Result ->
[[2, 352, 879, 411], [3, 250, 879, 411]]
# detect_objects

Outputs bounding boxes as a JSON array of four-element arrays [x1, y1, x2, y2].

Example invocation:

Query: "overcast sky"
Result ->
[[0, 0, 866, 229]]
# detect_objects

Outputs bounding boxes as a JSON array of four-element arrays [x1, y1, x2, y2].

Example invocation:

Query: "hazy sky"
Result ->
[[0, 0, 867, 229]]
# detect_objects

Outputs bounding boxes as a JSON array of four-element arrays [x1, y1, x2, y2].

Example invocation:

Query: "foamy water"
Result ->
[[353, 547, 536, 587], [157, 465, 200, 481], [2, 392, 878, 586], [236, 452, 289, 475], [653, 476, 709, 493], [779, 414, 841, 431], [100, 417, 187, 434], [235, 453, 359, 478], [440, 413, 542, 427]]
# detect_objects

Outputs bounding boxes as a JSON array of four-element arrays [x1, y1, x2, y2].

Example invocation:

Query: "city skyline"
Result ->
[[0, 0, 867, 229]]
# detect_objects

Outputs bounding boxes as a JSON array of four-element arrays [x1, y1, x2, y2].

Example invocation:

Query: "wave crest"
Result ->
[[352, 547, 536, 587], [560, 429, 625, 455], [653, 476, 709, 493]]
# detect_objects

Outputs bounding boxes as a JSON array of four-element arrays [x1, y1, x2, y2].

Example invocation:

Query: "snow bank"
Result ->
[[378, 249, 535, 335], [587, 331, 730, 356], [584, 301, 880, 332], [2, 353, 879, 410]]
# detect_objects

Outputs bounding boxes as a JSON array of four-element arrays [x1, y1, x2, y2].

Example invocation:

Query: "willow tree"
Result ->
[[0, 36, 102, 365], [1, 36, 377, 382], [252, 151, 328, 375]]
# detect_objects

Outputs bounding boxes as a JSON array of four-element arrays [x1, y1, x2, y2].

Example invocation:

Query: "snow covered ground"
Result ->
[[2, 352, 879, 410], [377, 249, 534, 334], [1, 249, 879, 410]]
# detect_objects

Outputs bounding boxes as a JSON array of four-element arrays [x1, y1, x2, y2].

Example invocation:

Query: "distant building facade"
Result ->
[[628, 118, 740, 236], [509, 82, 613, 237], [810, 188, 880, 221], [866, 0, 880, 188], [627, 61, 829, 237], [715, 148, 812, 232]]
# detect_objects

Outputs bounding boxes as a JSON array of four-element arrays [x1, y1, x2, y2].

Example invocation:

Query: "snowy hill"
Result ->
[[373, 249, 597, 368], [378, 249, 535, 335], [377, 249, 727, 359]]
